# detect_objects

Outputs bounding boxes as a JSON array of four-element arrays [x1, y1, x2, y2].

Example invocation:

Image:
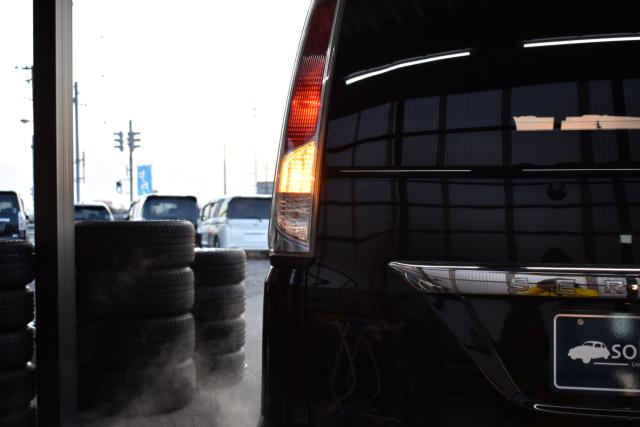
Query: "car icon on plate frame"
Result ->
[[568, 341, 611, 364]]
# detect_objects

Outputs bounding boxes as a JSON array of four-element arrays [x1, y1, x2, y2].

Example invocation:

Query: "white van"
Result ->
[[199, 195, 271, 251]]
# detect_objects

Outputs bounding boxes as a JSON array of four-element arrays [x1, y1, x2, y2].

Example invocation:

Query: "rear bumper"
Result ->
[[262, 263, 640, 425], [261, 266, 309, 426]]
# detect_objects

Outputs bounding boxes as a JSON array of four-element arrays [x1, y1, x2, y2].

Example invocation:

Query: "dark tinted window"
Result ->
[[74, 206, 111, 221], [325, 0, 640, 170], [142, 197, 199, 224], [0, 193, 19, 215], [228, 198, 271, 219]]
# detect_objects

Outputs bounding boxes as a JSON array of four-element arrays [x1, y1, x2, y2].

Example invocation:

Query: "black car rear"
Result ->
[[0, 192, 27, 240], [74, 204, 114, 221], [262, 1, 640, 425], [141, 196, 199, 226]]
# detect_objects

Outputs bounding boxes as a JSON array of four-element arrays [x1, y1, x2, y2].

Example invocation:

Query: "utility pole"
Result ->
[[253, 145, 258, 191], [223, 144, 227, 195], [252, 103, 257, 191], [16, 65, 35, 204], [73, 82, 82, 202], [112, 121, 140, 204], [127, 120, 141, 203]]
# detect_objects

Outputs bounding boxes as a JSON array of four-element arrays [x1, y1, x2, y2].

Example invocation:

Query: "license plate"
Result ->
[[0, 218, 10, 222], [245, 234, 265, 242], [554, 313, 640, 393]]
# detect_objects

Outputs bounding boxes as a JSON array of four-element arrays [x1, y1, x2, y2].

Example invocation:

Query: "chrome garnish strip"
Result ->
[[523, 34, 640, 48], [389, 262, 640, 299], [533, 404, 640, 420], [345, 49, 471, 85]]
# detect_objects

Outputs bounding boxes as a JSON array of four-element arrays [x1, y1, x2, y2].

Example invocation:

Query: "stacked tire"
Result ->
[[0, 241, 36, 427], [75, 221, 197, 416], [191, 249, 247, 387]]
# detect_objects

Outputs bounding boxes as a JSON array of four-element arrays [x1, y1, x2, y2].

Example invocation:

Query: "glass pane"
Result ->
[[327, 0, 640, 169], [0, 3, 34, 243], [73, 0, 310, 423]]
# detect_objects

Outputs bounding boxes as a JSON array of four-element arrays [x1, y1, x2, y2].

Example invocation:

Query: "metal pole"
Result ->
[[128, 120, 134, 203], [223, 144, 227, 195], [254, 145, 258, 192], [33, 0, 79, 424], [82, 152, 85, 186], [73, 82, 80, 202]]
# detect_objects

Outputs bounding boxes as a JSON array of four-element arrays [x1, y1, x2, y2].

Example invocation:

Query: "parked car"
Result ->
[[128, 195, 199, 231], [0, 191, 29, 241], [199, 195, 271, 251], [74, 202, 114, 221], [261, 0, 640, 426]]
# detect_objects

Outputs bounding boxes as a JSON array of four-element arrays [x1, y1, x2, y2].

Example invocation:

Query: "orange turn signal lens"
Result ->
[[277, 141, 316, 194]]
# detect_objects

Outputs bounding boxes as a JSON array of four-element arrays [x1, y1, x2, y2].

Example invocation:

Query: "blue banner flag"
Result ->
[[137, 165, 153, 196]]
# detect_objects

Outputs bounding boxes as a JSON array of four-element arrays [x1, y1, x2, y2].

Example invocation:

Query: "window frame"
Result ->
[[33, 0, 77, 424]]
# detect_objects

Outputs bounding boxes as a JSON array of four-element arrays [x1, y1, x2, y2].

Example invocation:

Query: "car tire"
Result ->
[[0, 241, 34, 289], [75, 221, 195, 270], [196, 317, 246, 355], [196, 349, 245, 387], [0, 407, 36, 427], [192, 283, 246, 321], [0, 290, 34, 332], [0, 366, 36, 411], [77, 268, 195, 319], [0, 329, 33, 370], [78, 314, 195, 368], [78, 358, 196, 416], [192, 248, 246, 286]]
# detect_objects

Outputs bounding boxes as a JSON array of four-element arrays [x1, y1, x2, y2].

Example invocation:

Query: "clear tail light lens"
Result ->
[[270, 0, 339, 255], [276, 141, 316, 241]]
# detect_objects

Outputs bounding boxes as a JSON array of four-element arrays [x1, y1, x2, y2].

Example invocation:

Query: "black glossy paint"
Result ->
[[262, 0, 640, 425]]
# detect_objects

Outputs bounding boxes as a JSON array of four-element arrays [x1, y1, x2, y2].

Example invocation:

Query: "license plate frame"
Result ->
[[553, 313, 640, 393]]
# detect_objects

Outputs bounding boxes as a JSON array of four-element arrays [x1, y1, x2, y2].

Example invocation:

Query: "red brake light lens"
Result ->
[[284, 0, 337, 152], [286, 55, 325, 151]]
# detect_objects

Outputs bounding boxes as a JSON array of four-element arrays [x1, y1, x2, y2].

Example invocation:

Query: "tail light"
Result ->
[[270, 0, 340, 255]]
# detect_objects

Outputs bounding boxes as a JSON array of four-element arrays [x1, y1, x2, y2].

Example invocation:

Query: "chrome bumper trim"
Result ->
[[389, 262, 640, 299]]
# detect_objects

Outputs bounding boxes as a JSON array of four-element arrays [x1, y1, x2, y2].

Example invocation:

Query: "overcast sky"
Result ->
[[0, 0, 311, 211]]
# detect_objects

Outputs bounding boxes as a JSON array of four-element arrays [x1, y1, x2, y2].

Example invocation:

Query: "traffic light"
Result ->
[[128, 129, 141, 149], [115, 180, 122, 194], [113, 131, 124, 152]]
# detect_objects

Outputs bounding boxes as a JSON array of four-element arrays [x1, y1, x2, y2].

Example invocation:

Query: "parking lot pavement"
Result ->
[[87, 256, 270, 427]]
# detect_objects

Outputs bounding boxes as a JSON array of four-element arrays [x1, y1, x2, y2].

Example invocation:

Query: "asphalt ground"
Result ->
[[85, 256, 270, 427]]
